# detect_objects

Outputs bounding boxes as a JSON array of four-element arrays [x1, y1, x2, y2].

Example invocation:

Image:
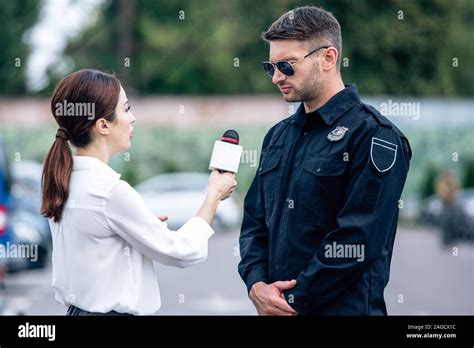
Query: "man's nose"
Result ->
[[272, 68, 286, 85]]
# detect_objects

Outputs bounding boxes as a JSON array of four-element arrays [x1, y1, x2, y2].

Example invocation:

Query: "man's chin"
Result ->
[[282, 94, 300, 103]]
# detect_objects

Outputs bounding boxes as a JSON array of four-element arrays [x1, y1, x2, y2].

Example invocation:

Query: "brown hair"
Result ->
[[262, 6, 342, 68], [41, 69, 121, 222]]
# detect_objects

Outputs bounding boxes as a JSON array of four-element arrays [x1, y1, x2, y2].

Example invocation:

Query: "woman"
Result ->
[[41, 69, 237, 315]]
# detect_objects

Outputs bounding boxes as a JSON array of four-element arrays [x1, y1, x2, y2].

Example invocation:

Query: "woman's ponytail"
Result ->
[[41, 127, 73, 222]]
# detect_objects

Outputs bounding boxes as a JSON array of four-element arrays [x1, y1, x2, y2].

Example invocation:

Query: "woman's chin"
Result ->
[[116, 141, 132, 153]]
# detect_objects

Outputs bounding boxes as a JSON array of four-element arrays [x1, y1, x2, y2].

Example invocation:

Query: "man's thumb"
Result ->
[[274, 279, 297, 290]]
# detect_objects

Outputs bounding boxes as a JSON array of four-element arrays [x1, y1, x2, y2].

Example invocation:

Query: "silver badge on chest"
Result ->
[[327, 126, 349, 141]]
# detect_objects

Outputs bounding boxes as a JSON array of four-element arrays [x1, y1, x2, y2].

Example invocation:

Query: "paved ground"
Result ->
[[1, 226, 472, 315]]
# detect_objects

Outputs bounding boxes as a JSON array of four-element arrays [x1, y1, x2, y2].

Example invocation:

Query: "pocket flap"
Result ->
[[302, 157, 347, 176], [258, 155, 281, 175]]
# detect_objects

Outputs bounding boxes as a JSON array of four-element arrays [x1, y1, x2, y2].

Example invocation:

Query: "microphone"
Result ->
[[209, 130, 243, 173]]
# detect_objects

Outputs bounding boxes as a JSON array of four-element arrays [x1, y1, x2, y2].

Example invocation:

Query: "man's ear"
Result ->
[[321, 47, 338, 71], [95, 118, 110, 136]]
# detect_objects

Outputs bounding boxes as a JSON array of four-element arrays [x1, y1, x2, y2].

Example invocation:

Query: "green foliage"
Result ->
[[0, 0, 40, 95], [462, 158, 474, 189], [39, 0, 474, 96]]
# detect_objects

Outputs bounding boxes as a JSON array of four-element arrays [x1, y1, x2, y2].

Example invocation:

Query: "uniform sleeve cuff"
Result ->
[[245, 268, 268, 293], [283, 281, 312, 316]]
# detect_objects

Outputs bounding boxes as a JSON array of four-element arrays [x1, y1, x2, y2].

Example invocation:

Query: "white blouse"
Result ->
[[49, 155, 214, 315]]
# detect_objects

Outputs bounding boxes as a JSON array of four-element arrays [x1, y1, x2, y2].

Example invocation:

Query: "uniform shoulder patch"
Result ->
[[370, 137, 398, 173]]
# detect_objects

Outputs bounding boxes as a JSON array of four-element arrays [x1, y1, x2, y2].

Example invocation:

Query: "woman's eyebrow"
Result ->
[[123, 100, 129, 107]]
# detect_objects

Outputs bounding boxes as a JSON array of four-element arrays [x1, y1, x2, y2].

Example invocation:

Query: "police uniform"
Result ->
[[238, 84, 411, 315]]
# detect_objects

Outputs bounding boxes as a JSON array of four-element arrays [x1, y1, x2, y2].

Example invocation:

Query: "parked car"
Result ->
[[0, 133, 50, 274], [0, 134, 13, 302], [7, 160, 51, 272], [135, 172, 241, 232]]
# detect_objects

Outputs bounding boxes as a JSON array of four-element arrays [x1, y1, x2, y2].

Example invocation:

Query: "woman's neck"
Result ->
[[76, 143, 110, 164]]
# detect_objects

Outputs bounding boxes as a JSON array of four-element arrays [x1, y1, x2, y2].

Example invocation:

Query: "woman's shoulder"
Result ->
[[107, 179, 143, 202], [69, 165, 122, 202]]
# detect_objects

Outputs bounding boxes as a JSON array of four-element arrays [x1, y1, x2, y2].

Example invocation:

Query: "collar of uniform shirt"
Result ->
[[292, 83, 361, 128]]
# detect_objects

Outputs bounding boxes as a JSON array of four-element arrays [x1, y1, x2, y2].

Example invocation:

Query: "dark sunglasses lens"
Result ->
[[262, 62, 274, 77], [276, 62, 294, 76]]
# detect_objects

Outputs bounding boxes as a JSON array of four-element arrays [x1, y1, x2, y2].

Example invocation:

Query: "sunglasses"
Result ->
[[262, 45, 331, 78]]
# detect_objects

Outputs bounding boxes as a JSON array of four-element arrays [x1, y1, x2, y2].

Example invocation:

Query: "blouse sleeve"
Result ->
[[104, 180, 214, 268]]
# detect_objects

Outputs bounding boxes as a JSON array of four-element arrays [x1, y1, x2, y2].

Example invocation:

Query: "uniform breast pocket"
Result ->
[[258, 149, 282, 223], [296, 156, 347, 226]]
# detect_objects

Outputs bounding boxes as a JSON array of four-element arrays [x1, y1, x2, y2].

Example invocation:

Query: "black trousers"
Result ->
[[66, 305, 133, 316]]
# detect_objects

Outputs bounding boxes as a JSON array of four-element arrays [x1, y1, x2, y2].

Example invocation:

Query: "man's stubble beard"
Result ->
[[283, 65, 322, 104]]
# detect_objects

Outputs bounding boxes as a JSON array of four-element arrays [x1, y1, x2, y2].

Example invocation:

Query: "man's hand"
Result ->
[[249, 280, 298, 316]]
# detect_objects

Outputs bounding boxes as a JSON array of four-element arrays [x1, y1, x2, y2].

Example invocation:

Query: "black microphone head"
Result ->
[[221, 129, 239, 145]]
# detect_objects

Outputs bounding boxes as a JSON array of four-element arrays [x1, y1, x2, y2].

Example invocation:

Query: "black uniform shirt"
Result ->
[[238, 84, 412, 315]]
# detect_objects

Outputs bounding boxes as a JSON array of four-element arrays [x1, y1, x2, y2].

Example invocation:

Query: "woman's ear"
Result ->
[[95, 118, 111, 136]]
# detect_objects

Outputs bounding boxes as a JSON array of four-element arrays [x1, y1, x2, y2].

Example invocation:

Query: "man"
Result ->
[[238, 6, 411, 316]]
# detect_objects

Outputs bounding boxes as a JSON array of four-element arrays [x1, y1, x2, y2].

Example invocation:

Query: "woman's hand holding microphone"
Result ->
[[208, 170, 237, 201], [196, 170, 237, 225]]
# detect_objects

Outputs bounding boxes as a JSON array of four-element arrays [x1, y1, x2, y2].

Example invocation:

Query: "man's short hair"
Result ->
[[262, 6, 342, 69]]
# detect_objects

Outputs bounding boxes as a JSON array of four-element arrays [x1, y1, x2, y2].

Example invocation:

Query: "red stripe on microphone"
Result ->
[[221, 137, 239, 144]]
